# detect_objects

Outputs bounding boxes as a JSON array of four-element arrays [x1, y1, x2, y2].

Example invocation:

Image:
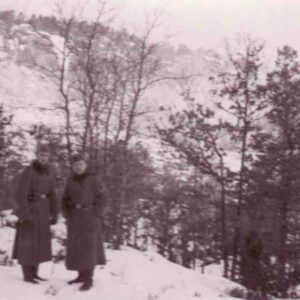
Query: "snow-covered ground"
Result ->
[[0, 248, 243, 300], [0, 215, 244, 300]]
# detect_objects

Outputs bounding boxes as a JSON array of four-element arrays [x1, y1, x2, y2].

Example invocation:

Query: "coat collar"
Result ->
[[32, 160, 49, 174], [72, 171, 90, 181]]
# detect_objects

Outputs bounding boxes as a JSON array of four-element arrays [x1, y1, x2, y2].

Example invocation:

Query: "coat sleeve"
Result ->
[[15, 167, 33, 221], [62, 179, 72, 219], [92, 176, 108, 218], [48, 175, 59, 220]]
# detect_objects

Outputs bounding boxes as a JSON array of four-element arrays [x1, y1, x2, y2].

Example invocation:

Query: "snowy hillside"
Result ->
[[0, 61, 61, 126], [0, 214, 244, 300], [0, 21, 219, 126], [0, 21, 230, 168]]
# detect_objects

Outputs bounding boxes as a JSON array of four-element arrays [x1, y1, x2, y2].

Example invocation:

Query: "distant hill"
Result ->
[[0, 11, 239, 170], [0, 11, 221, 125]]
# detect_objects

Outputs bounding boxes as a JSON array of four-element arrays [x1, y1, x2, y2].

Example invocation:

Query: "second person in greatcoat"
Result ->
[[62, 154, 106, 291]]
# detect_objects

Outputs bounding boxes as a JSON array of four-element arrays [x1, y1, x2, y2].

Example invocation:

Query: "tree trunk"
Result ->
[[220, 179, 229, 278], [278, 149, 292, 297], [231, 120, 249, 281]]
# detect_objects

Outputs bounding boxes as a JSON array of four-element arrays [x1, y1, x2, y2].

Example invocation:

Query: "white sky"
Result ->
[[0, 0, 300, 51]]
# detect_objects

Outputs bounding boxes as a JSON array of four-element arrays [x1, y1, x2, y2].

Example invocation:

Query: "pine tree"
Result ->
[[0, 105, 24, 210], [158, 79, 232, 276], [210, 34, 266, 280], [263, 45, 300, 296]]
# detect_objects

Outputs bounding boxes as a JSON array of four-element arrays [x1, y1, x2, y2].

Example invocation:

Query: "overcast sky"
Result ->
[[0, 0, 300, 52]]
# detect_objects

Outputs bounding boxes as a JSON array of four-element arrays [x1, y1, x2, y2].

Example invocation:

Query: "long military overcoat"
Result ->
[[12, 160, 58, 265], [62, 172, 106, 271]]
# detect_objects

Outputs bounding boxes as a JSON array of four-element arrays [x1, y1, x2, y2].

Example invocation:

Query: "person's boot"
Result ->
[[79, 280, 93, 291], [68, 272, 84, 285], [22, 266, 39, 284], [32, 265, 47, 281], [79, 270, 93, 291]]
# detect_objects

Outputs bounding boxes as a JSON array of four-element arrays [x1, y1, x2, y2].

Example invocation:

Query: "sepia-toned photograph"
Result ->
[[0, 0, 300, 299]]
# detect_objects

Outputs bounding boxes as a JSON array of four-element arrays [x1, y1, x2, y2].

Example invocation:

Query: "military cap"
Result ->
[[71, 153, 86, 163]]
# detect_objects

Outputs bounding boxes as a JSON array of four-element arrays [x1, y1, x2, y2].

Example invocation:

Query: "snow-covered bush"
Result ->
[[287, 285, 300, 299], [0, 210, 18, 228], [0, 252, 13, 266], [50, 217, 67, 262]]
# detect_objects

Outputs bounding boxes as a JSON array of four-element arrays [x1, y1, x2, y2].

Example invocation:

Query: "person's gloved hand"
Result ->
[[50, 217, 58, 225], [98, 206, 108, 218]]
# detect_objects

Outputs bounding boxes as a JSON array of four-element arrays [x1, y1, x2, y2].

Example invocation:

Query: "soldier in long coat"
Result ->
[[12, 144, 58, 284], [62, 154, 106, 291]]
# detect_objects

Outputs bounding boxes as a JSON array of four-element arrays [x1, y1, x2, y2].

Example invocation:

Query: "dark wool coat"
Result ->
[[62, 172, 106, 271], [12, 160, 58, 266]]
